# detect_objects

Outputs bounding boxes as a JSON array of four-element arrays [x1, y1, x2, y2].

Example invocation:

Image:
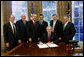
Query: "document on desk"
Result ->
[[37, 43, 58, 48], [37, 44, 49, 48], [47, 43, 58, 47]]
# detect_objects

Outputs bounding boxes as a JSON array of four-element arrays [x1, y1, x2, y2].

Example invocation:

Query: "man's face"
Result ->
[[47, 27, 52, 34], [21, 14, 26, 21], [64, 17, 68, 22], [53, 15, 57, 20], [39, 16, 43, 21], [9, 15, 15, 23], [33, 14, 37, 21]]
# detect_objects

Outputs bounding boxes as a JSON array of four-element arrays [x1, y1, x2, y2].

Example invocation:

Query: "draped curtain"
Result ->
[[1, 1, 12, 50], [28, 1, 42, 20], [57, 1, 72, 22]]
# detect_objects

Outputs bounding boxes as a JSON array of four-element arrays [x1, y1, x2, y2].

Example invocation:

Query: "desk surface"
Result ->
[[5, 43, 69, 56]]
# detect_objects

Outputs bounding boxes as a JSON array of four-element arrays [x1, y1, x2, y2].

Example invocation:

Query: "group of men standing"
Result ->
[[3, 13, 76, 51]]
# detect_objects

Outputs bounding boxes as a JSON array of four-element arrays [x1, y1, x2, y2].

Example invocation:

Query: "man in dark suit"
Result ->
[[37, 14, 48, 41], [63, 16, 76, 43], [50, 14, 63, 42], [28, 14, 40, 42], [40, 26, 58, 44], [16, 14, 29, 44], [3, 15, 17, 51]]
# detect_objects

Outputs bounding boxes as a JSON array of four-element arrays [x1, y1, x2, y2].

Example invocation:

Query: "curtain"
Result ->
[[57, 1, 72, 22], [1, 1, 12, 50], [28, 1, 42, 20]]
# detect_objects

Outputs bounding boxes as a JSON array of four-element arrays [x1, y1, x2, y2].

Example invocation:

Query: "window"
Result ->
[[72, 1, 83, 42], [12, 1, 28, 23], [43, 1, 57, 26]]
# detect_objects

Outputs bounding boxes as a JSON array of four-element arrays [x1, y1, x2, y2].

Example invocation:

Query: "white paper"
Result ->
[[47, 43, 58, 47], [74, 47, 83, 49], [37, 44, 49, 48], [37, 43, 58, 48]]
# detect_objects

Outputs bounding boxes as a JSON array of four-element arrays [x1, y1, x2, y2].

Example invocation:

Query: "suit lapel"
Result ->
[[42, 21, 44, 25], [31, 20, 35, 28], [64, 22, 69, 31], [30, 20, 36, 31], [52, 20, 57, 28], [8, 22, 13, 35], [46, 32, 48, 42], [21, 20, 25, 27], [51, 32, 53, 40], [52, 20, 53, 26]]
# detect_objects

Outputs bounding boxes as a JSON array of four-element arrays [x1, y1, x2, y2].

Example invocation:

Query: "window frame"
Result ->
[[72, 1, 83, 42]]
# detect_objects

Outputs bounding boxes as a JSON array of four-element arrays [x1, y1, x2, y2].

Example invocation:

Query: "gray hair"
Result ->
[[46, 26, 52, 30], [33, 14, 37, 16], [21, 13, 26, 17]]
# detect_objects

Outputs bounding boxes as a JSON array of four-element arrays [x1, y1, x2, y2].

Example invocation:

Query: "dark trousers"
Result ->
[[6, 42, 18, 51]]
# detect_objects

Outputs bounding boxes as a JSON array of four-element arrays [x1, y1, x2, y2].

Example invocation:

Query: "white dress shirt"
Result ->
[[39, 20, 43, 24], [63, 21, 69, 30], [32, 20, 36, 23], [10, 21, 16, 34], [52, 20, 57, 32]]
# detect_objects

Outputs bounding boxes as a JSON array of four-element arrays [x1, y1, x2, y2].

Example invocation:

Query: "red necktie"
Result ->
[[34, 21, 36, 27], [48, 34, 51, 42]]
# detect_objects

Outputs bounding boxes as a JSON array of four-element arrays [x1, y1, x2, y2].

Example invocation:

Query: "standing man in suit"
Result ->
[[50, 14, 63, 42], [37, 14, 48, 41], [3, 15, 17, 51], [28, 14, 40, 42], [40, 26, 58, 44], [16, 14, 29, 44], [63, 16, 76, 43]]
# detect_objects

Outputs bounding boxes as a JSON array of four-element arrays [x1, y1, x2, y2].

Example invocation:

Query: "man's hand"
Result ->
[[29, 38, 32, 42], [38, 38, 40, 41], [6, 43, 10, 47], [39, 42, 44, 45], [59, 37, 62, 40], [18, 40, 22, 44], [46, 42, 52, 45]]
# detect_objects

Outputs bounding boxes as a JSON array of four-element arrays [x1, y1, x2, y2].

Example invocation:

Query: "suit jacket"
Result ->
[[16, 19, 29, 42], [37, 20, 48, 38], [28, 20, 40, 42], [63, 22, 76, 43], [41, 32, 59, 43], [50, 20, 63, 38], [3, 22, 17, 45]]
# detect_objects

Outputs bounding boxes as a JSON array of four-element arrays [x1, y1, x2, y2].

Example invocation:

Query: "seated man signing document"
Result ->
[[39, 26, 59, 45]]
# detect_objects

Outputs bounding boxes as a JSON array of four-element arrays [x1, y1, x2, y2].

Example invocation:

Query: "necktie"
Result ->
[[63, 23, 67, 30], [34, 21, 36, 27], [48, 34, 51, 42], [12, 24, 16, 34]]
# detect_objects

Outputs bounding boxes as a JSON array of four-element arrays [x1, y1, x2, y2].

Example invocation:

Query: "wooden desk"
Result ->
[[5, 43, 67, 56]]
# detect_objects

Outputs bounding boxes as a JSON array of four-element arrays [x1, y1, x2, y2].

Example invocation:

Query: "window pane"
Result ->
[[80, 33, 83, 42], [74, 33, 80, 41], [12, 1, 28, 23], [79, 1, 83, 6], [75, 26, 80, 33], [74, 18, 80, 26], [72, 1, 83, 42], [80, 6, 83, 17], [43, 1, 57, 26], [74, 8, 80, 17], [73, 1, 80, 6]]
